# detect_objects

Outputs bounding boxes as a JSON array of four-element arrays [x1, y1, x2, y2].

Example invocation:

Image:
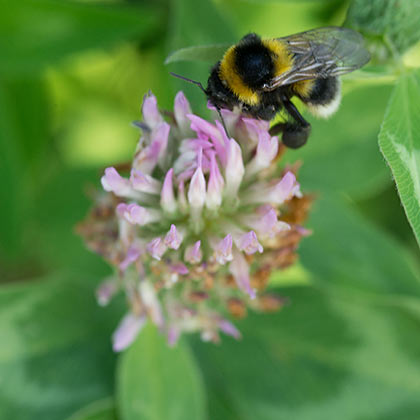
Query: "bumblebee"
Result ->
[[203, 26, 370, 148]]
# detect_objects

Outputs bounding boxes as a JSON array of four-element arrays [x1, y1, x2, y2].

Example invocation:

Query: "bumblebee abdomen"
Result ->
[[296, 77, 342, 118]]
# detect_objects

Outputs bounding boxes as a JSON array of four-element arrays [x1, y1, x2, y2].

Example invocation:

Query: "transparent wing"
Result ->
[[262, 26, 370, 91]]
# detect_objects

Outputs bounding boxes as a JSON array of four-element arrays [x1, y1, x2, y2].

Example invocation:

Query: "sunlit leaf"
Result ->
[[66, 398, 117, 420], [116, 326, 206, 420], [403, 41, 420, 69], [165, 44, 230, 64], [378, 70, 420, 247]]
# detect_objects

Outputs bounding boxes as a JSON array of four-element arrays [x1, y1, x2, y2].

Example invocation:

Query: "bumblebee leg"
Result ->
[[269, 99, 311, 149], [271, 122, 311, 149]]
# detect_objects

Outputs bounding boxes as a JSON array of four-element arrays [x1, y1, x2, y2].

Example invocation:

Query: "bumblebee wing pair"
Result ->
[[259, 27, 368, 148], [265, 27, 370, 89], [172, 26, 370, 149]]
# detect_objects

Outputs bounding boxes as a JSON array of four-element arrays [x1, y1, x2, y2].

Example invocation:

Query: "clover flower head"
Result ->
[[78, 91, 312, 350]]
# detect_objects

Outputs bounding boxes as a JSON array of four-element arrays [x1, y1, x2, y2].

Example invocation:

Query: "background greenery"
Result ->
[[1, 0, 420, 419]]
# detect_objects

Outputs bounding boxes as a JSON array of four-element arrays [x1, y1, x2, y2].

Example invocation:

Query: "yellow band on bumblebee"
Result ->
[[261, 39, 293, 78], [219, 46, 260, 106]]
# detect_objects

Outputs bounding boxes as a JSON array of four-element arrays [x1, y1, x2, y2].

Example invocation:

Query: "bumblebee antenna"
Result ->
[[170, 72, 206, 94], [215, 106, 229, 138], [169, 71, 230, 137]]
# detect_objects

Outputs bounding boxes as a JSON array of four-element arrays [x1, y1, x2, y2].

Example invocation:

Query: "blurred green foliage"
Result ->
[[1, 0, 420, 419], [117, 325, 206, 420]]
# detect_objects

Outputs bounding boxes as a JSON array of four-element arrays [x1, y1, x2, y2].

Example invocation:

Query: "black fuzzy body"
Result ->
[[234, 33, 274, 89], [205, 33, 284, 120], [297, 77, 339, 107], [206, 33, 339, 121], [205, 33, 340, 148], [206, 61, 284, 121]]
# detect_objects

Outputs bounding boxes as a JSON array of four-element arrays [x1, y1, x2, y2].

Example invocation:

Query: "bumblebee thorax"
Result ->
[[219, 33, 292, 106], [235, 41, 273, 88]]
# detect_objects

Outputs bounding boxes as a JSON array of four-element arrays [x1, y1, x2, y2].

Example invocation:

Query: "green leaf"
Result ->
[[346, 0, 420, 56], [300, 194, 420, 298], [166, 0, 235, 113], [378, 70, 420, 247], [243, 0, 337, 2], [66, 398, 117, 420], [116, 325, 206, 420], [31, 167, 110, 277], [0, 77, 51, 261], [192, 285, 420, 420], [287, 84, 392, 198], [165, 44, 230, 64], [0, 0, 159, 75], [0, 276, 121, 420], [193, 194, 420, 419], [168, 0, 234, 49]]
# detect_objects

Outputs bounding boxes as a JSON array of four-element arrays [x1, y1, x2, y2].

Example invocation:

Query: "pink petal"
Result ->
[[206, 152, 224, 210], [219, 319, 241, 339], [156, 123, 170, 165], [101, 167, 132, 196], [96, 278, 118, 306], [160, 169, 177, 213], [237, 231, 263, 255], [229, 250, 256, 299], [139, 281, 165, 328], [207, 102, 240, 132], [188, 166, 206, 210], [134, 123, 170, 174], [130, 170, 161, 194], [271, 171, 301, 204], [112, 313, 146, 352], [170, 263, 189, 275], [174, 91, 192, 134], [164, 224, 183, 249], [142, 93, 163, 129], [119, 244, 142, 271], [116, 203, 157, 226], [187, 114, 227, 165], [246, 131, 278, 174], [242, 206, 290, 238], [243, 171, 301, 205], [213, 234, 233, 265], [184, 240, 202, 264], [146, 238, 167, 260], [177, 181, 188, 213], [225, 139, 244, 198], [167, 326, 181, 347]]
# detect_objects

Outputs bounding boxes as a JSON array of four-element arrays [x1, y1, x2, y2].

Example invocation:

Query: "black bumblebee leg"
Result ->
[[277, 121, 311, 149], [269, 99, 311, 149]]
